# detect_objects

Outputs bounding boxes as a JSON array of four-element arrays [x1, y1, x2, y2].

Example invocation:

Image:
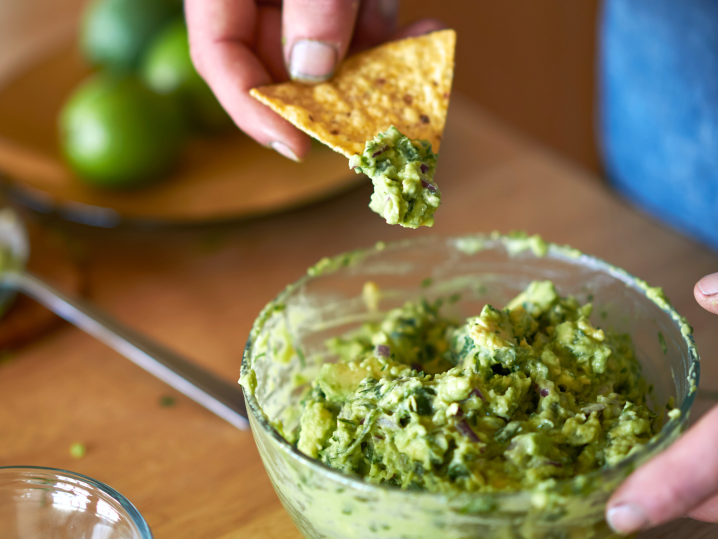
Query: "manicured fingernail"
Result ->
[[698, 272, 718, 296], [270, 141, 300, 162], [289, 40, 337, 83], [606, 504, 649, 534], [377, 0, 399, 18]]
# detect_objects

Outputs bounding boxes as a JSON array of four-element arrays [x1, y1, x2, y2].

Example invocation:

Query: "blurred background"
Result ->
[[400, 1, 601, 173], [0, 0, 602, 174]]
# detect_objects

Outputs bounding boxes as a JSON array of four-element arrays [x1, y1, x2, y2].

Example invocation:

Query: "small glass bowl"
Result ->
[[242, 234, 699, 539], [0, 466, 153, 539]]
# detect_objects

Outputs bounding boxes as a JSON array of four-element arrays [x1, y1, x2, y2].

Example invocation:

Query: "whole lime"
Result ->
[[59, 74, 185, 188], [141, 19, 233, 132], [80, 0, 182, 71]]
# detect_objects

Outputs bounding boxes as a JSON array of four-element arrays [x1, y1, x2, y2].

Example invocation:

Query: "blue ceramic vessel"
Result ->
[[600, 0, 718, 249]]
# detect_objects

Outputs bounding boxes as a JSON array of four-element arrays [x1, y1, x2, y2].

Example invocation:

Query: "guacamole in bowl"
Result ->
[[241, 234, 698, 539]]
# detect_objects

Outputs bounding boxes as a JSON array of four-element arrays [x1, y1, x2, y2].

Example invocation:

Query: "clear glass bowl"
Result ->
[[0, 466, 153, 539], [241, 234, 699, 539]]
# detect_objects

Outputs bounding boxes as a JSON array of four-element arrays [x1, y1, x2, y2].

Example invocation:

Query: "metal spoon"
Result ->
[[0, 206, 249, 430]]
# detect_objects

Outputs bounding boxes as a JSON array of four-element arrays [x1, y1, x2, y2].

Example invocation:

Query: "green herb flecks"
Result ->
[[658, 331, 667, 355]]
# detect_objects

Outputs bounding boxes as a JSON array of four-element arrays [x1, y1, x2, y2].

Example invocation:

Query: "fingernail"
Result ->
[[698, 272, 718, 296], [377, 0, 399, 19], [270, 141, 300, 162], [606, 504, 649, 534], [289, 40, 337, 83]]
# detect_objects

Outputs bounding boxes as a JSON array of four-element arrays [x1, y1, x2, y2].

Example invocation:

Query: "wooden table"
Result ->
[[0, 97, 716, 538]]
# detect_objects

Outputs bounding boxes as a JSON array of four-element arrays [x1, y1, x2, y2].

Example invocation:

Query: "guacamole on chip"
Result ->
[[289, 281, 665, 493], [349, 127, 440, 227], [250, 30, 455, 227]]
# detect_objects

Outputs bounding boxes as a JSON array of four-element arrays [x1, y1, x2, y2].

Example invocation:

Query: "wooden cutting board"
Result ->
[[0, 42, 359, 225]]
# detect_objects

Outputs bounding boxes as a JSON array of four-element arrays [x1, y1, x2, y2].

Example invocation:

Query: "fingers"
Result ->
[[255, 5, 290, 82], [186, 0, 311, 160], [391, 18, 447, 40], [186, 0, 446, 160], [282, 0, 361, 83], [606, 404, 718, 534], [695, 273, 718, 315], [351, 5, 446, 54], [352, 0, 399, 50], [689, 493, 718, 522]]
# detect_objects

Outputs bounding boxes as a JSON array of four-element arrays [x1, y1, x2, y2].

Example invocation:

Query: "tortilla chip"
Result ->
[[250, 30, 456, 157]]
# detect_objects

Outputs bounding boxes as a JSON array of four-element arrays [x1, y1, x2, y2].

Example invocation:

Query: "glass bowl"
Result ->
[[241, 234, 699, 539], [0, 466, 153, 539]]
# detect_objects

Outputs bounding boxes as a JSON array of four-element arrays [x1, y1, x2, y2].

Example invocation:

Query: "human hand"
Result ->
[[605, 272, 718, 534], [186, 0, 443, 162], [695, 272, 718, 315]]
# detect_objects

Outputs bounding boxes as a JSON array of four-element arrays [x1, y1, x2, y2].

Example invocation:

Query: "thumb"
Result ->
[[606, 404, 718, 534], [282, 0, 361, 83], [695, 272, 718, 315]]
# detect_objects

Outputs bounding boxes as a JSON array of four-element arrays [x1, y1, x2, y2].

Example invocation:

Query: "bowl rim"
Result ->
[[0, 465, 154, 538], [241, 233, 700, 504]]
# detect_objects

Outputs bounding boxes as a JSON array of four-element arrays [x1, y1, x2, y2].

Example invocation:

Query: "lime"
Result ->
[[80, 0, 182, 71], [59, 74, 185, 188], [141, 19, 233, 132]]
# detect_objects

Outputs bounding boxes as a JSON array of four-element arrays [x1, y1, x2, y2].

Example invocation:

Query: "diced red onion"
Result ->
[[456, 420, 479, 442], [375, 344, 391, 358], [452, 407, 464, 417], [536, 382, 554, 398], [372, 145, 388, 157], [421, 179, 437, 193], [467, 388, 485, 401], [420, 163, 429, 174], [410, 363, 423, 372], [545, 460, 563, 468]]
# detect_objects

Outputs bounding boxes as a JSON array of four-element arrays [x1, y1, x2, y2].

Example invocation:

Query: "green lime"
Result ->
[[141, 19, 233, 132], [80, 0, 182, 71], [59, 74, 185, 188]]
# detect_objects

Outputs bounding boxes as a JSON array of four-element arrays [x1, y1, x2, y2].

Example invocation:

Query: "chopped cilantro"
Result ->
[[160, 395, 176, 407], [658, 331, 668, 355]]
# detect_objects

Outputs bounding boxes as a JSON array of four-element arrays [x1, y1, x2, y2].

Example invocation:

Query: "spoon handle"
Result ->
[[0, 271, 249, 430]]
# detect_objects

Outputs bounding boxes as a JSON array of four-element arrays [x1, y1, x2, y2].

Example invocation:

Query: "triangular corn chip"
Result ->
[[250, 30, 456, 157]]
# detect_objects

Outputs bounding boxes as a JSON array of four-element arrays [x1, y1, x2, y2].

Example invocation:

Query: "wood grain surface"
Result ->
[[400, 0, 602, 172], [0, 97, 716, 539]]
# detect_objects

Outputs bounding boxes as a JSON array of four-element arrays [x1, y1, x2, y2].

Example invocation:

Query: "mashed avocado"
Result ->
[[349, 126, 440, 228], [293, 281, 659, 493]]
